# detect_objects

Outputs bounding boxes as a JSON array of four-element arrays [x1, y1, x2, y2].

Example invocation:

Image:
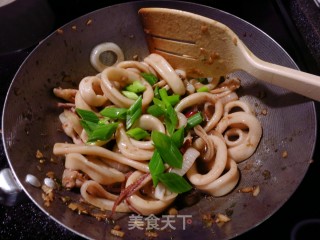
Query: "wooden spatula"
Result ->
[[139, 7, 320, 101]]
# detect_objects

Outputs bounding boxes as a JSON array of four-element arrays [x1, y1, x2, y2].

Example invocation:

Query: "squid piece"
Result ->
[[177, 112, 188, 129], [129, 114, 166, 150], [144, 53, 186, 95], [193, 125, 215, 161], [125, 171, 177, 216], [100, 66, 153, 109], [58, 110, 83, 145], [187, 134, 228, 186], [80, 180, 130, 212], [117, 60, 151, 74], [53, 143, 149, 172], [175, 92, 224, 132], [62, 168, 89, 189], [53, 87, 77, 103], [210, 77, 241, 94], [79, 76, 108, 107], [197, 158, 240, 197], [223, 100, 254, 116], [75, 91, 96, 112], [65, 153, 125, 185], [115, 124, 154, 161], [215, 111, 262, 162]]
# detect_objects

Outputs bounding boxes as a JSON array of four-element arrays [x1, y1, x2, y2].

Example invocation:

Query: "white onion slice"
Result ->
[[154, 182, 177, 201], [90, 42, 124, 72], [170, 147, 200, 176]]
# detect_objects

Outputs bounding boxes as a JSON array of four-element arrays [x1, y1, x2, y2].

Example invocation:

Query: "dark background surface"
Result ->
[[1, 0, 319, 239]]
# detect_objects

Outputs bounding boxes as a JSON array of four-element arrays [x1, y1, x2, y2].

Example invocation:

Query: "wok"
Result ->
[[2, 1, 316, 239]]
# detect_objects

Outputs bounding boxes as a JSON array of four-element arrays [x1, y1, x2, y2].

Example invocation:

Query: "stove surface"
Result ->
[[0, 0, 319, 239]]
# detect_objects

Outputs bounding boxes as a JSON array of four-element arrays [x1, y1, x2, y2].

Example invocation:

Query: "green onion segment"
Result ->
[[126, 127, 150, 140], [148, 150, 165, 186], [126, 95, 142, 129], [100, 107, 127, 120], [149, 130, 192, 194], [141, 72, 158, 85], [186, 112, 203, 130], [158, 172, 192, 194], [151, 131, 182, 168], [125, 81, 146, 93]]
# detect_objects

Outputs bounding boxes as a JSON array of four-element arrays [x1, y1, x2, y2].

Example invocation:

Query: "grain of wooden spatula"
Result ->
[[138, 7, 320, 101]]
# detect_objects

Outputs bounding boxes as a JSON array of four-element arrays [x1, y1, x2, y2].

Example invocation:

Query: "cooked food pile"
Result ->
[[53, 42, 262, 217]]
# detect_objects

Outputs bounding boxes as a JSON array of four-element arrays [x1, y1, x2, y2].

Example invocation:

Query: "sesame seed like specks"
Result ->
[[282, 150, 288, 158]]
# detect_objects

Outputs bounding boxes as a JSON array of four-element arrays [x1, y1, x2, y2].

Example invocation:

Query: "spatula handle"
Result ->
[[247, 55, 320, 101]]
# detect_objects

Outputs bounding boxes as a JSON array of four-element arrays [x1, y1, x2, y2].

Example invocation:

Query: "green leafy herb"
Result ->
[[166, 94, 180, 106], [153, 97, 166, 110], [126, 127, 150, 140], [154, 85, 160, 99], [76, 108, 99, 123], [172, 127, 185, 148], [158, 88, 180, 106], [159, 88, 170, 105], [79, 120, 99, 135], [141, 72, 158, 85], [151, 131, 182, 168], [158, 172, 192, 193], [196, 86, 209, 92], [87, 122, 118, 142], [76, 108, 119, 143], [98, 117, 110, 125], [125, 81, 146, 93], [100, 107, 127, 120], [164, 102, 178, 136], [147, 104, 165, 117], [122, 90, 139, 100], [148, 150, 165, 186], [126, 95, 142, 129], [149, 93, 179, 135]]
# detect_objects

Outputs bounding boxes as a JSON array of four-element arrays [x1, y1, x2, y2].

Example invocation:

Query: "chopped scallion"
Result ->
[[166, 94, 180, 106], [186, 112, 203, 130], [158, 88, 180, 106], [151, 131, 182, 168], [172, 127, 185, 148], [196, 86, 209, 92], [158, 172, 192, 193], [76, 108, 99, 123], [159, 88, 169, 105], [98, 117, 110, 125], [148, 150, 165, 186], [100, 107, 127, 120], [122, 90, 139, 100], [141, 72, 158, 85], [154, 85, 160, 99], [126, 95, 142, 129], [147, 104, 165, 117], [79, 120, 99, 135], [126, 127, 150, 140], [153, 97, 166, 110], [125, 81, 146, 93], [164, 103, 178, 136], [87, 122, 118, 142]]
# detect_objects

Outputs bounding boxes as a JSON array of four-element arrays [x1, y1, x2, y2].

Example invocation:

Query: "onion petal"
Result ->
[[170, 147, 200, 176]]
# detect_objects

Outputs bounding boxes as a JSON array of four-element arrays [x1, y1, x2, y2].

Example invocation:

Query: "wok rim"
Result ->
[[1, 1, 317, 239]]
